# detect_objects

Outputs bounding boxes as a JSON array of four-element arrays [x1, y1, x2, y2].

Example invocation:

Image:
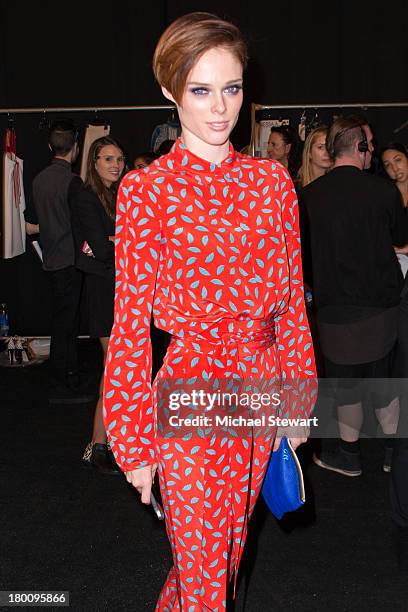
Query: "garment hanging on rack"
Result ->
[[306, 110, 322, 133], [298, 110, 307, 142], [150, 116, 181, 153], [79, 123, 110, 181], [2, 127, 26, 259]]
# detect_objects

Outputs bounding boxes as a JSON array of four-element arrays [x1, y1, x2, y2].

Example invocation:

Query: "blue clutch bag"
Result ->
[[262, 436, 305, 520]]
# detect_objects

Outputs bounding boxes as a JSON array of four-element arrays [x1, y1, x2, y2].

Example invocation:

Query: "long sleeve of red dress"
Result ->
[[103, 171, 163, 471]]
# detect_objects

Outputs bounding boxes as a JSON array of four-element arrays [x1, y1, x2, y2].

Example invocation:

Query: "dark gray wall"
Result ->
[[1, 1, 407, 334]]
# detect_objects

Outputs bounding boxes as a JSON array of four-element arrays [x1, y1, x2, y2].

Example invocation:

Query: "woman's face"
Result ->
[[134, 156, 148, 170], [267, 132, 291, 162], [310, 133, 331, 170], [163, 46, 243, 158], [95, 145, 125, 187], [382, 149, 408, 185]]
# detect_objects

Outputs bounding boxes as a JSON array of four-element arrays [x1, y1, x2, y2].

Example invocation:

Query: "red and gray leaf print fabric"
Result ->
[[104, 139, 316, 610]]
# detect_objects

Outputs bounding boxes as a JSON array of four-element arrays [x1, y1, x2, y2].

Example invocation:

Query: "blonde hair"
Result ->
[[152, 12, 248, 104], [298, 126, 328, 187]]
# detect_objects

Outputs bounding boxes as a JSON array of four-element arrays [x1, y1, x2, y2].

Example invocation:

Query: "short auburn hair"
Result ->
[[153, 12, 248, 104]]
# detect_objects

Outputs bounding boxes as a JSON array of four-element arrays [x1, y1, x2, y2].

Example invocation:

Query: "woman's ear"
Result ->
[[161, 86, 176, 104]]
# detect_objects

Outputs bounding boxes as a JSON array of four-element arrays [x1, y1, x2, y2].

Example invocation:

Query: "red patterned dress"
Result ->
[[104, 139, 316, 611]]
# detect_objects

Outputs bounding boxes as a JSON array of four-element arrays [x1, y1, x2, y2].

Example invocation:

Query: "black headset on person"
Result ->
[[328, 121, 368, 158]]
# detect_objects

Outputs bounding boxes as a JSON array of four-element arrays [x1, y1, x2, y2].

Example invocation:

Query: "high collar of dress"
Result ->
[[166, 137, 238, 176]]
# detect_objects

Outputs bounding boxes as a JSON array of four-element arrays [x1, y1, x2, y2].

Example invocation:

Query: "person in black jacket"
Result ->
[[72, 136, 126, 474], [32, 121, 95, 404], [302, 115, 408, 477]]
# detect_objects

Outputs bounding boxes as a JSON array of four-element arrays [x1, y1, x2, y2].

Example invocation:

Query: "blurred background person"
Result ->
[[72, 136, 126, 475], [303, 115, 408, 477], [267, 125, 299, 177], [380, 144, 408, 560], [32, 120, 94, 404], [380, 142, 408, 207], [296, 126, 332, 377], [298, 125, 332, 188], [133, 150, 158, 170], [380, 143, 408, 277]]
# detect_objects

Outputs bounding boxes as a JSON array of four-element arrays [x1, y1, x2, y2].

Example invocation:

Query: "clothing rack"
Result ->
[[0, 102, 407, 115], [0, 105, 176, 114], [250, 102, 408, 110], [250, 101, 408, 153]]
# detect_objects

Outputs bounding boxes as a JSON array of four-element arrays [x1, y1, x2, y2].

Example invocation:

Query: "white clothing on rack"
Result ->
[[80, 124, 110, 181], [2, 150, 26, 259]]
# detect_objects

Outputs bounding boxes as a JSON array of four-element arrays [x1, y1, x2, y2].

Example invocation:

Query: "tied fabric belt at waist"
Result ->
[[167, 320, 278, 378], [169, 319, 276, 354]]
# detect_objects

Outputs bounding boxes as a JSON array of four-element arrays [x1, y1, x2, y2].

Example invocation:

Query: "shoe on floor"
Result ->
[[48, 384, 96, 405], [383, 447, 393, 473], [313, 446, 362, 477], [82, 442, 122, 476]]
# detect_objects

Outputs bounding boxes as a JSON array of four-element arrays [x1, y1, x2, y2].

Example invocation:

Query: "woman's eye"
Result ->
[[191, 88, 208, 95], [225, 85, 242, 95]]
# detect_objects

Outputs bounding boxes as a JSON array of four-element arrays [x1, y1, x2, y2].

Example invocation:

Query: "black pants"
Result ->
[[323, 350, 395, 409], [48, 266, 82, 385], [393, 285, 408, 378], [391, 437, 408, 528]]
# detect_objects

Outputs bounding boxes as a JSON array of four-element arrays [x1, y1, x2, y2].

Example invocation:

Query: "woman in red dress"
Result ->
[[104, 12, 316, 610]]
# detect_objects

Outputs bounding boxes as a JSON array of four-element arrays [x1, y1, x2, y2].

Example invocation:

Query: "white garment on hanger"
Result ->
[[397, 253, 408, 277], [2, 151, 26, 259], [80, 124, 110, 181]]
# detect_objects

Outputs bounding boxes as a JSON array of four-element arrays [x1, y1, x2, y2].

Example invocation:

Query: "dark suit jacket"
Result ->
[[71, 186, 115, 278]]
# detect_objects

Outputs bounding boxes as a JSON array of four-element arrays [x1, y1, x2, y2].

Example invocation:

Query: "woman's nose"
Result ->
[[212, 93, 226, 114]]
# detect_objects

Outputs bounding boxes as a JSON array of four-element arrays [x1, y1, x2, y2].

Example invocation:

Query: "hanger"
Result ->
[[38, 109, 50, 132], [167, 107, 178, 124], [311, 108, 321, 128], [89, 109, 109, 129], [5, 114, 16, 157]]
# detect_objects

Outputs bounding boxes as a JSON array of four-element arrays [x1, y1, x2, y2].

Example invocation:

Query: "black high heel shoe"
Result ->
[[82, 442, 122, 476]]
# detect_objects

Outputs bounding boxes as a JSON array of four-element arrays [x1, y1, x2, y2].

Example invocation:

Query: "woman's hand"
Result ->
[[125, 463, 158, 504], [394, 243, 408, 255], [273, 426, 309, 451]]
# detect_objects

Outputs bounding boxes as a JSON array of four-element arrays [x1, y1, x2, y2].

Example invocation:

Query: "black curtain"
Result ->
[[1, 0, 408, 334]]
